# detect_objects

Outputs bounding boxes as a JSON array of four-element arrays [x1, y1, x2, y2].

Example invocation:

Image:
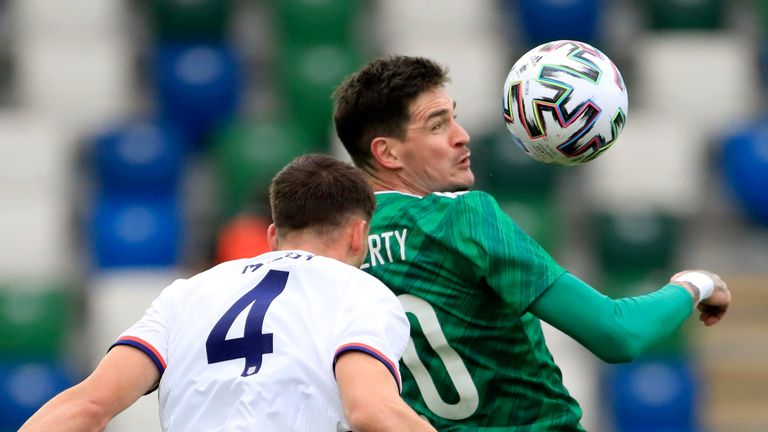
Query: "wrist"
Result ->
[[672, 271, 715, 303]]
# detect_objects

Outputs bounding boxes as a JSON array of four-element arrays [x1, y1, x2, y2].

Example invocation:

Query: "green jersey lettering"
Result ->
[[364, 190, 584, 431]]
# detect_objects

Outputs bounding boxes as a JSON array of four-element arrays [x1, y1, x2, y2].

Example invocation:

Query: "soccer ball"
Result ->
[[502, 40, 628, 166]]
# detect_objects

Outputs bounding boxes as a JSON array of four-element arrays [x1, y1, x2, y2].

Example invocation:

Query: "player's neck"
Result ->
[[276, 234, 358, 267], [366, 169, 427, 197]]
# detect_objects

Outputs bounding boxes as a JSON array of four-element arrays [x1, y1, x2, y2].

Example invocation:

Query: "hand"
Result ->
[[671, 270, 731, 326]]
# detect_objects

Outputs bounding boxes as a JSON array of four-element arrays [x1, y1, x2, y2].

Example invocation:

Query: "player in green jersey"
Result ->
[[332, 55, 732, 431]]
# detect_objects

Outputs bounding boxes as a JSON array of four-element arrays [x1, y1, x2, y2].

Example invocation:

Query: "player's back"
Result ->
[[118, 250, 405, 432], [365, 191, 583, 431]]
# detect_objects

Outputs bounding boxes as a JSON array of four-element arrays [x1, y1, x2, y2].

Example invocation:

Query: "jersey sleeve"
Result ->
[[530, 272, 693, 362], [333, 271, 410, 392], [109, 279, 185, 376], [450, 191, 567, 313]]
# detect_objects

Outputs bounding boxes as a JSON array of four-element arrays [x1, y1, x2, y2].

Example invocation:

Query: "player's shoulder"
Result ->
[[167, 253, 281, 292], [378, 189, 496, 205], [157, 259, 246, 298], [303, 256, 398, 304], [423, 189, 499, 210], [313, 255, 382, 284]]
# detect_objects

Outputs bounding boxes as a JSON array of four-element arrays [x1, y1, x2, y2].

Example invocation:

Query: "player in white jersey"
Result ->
[[21, 154, 437, 432]]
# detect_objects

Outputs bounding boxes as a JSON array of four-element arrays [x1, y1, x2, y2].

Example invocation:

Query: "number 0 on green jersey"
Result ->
[[363, 190, 585, 431]]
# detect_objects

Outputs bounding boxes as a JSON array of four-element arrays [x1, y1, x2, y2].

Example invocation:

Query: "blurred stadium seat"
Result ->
[[591, 209, 679, 275], [0, 113, 74, 279], [603, 357, 699, 431], [584, 111, 708, 216], [153, 42, 242, 145], [211, 119, 316, 218], [150, 0, 234, 42], [86, 270, 179, 432], [275, 42, 362, 142], [89, 196, 182, 268], [644, 0, 726, 30], [10, 0, 126, 40], [632, 33, 758, 138], [93, 119, 188, 198], [760, 1, 768, 36], [375, 0, 501, 49], [15, 37, 133, 135], [0, 360, 77, 431], [271, 0, 362, 46], [473, 129, 563, 200], [721, 121, 768, 227], [0, 283, 75, 359], [498, 198, 561, 253], [12, 0, 132, 134], [1, 2, 767, 430], [512, 0, 602, 47]]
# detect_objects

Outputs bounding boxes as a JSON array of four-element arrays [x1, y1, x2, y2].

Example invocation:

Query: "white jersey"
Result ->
[[112, 250, 410, 432]]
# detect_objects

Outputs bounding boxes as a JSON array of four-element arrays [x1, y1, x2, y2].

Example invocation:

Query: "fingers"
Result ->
[[698, 303, 727, 326]]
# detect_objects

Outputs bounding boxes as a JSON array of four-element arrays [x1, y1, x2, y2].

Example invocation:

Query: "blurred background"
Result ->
[[0, 0, 766, 431]]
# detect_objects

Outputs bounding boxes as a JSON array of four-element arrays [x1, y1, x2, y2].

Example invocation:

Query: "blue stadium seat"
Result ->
[[0, 360, 77, 431], [512, 0, 602, 47], [603, 358, 699, 431], [93, 120, 188, 198], [89, 196, 182, 268], [153, 42, 242, 145], [722, 122, 768, 227]]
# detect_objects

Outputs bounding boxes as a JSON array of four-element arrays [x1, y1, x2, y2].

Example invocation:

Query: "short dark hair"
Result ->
[[332, 55, 449, 169], [269, 154, 375, 235]]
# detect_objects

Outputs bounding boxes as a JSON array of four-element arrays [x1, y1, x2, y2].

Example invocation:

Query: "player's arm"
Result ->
[[19, 345, 160, 432], [529, 270, 730, 363], [336, 351, 437, 432]]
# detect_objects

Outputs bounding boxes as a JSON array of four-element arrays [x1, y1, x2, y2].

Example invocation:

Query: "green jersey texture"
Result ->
[[363, 190, 583, 431]]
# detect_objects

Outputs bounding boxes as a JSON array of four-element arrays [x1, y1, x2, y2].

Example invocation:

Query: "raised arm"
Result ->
[[529, 270, 730, 363], [19, 345, 160, 432], [335, 351, 437, 432]]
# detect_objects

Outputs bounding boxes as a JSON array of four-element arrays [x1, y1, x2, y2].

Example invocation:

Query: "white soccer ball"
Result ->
[[502, 40, 628, 166]]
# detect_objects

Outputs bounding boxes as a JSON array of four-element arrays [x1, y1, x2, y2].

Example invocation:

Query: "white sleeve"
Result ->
[[110, 279, 184, 376], [333, 271, 410, 392]]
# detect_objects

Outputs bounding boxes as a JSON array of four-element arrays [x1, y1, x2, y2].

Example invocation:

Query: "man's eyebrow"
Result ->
[[425, 102, 456, 121]]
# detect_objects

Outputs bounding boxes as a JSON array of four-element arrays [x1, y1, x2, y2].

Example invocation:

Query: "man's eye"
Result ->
[[431, 121, 444, 131]]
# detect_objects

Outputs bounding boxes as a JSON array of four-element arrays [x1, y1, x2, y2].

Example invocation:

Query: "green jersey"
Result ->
[[363, 190, 583, 431]]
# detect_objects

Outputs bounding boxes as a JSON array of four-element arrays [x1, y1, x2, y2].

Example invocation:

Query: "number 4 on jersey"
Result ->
[[206, 270, 289, 377]]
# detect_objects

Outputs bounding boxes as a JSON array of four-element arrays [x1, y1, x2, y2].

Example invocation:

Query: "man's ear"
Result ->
[[349, 219, 369, 259], [267, 224, 279, 251], [370, 137, 403, 169]]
